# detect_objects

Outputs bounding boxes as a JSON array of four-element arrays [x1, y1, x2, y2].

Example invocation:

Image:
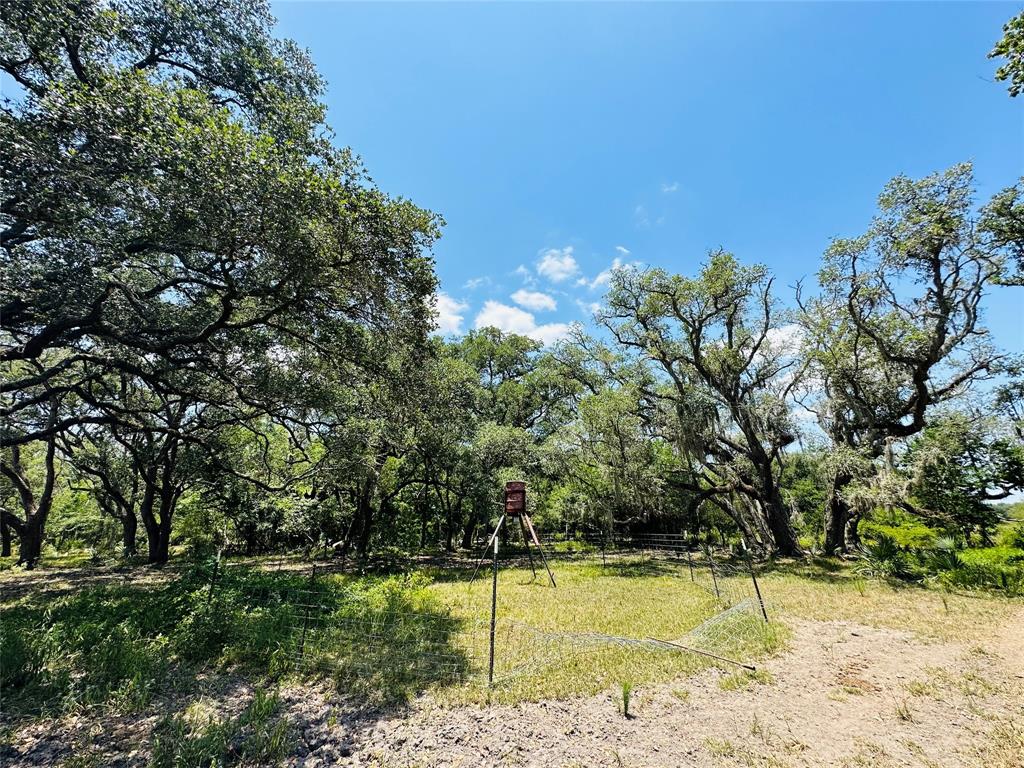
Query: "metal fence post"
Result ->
[[706, 546, 721, 600], [299, 563, 317, 659], [746, 553, 769, 623], [488, 534, 499, 687]]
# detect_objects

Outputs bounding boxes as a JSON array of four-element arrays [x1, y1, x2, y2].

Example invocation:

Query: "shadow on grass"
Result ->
[[758, 555, 857, 584], [0, 563, 475, 722], [593, 557, 683, 578]]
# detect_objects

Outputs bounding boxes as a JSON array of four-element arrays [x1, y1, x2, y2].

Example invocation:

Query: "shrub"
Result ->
[[860, 520, 939, 550], [1000, 522, 1024, 550], [856, 534, 916, 580]]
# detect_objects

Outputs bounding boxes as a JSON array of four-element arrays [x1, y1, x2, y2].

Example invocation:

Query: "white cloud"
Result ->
[[587, 257, 623, 289], [615, 245, 631, 256], [511, 289, 557, 312], [765, 323, 804, 356], [634, 205, 651, 229], [661, 181, 680, 193], [575, 299, 602, 317], [434, 292, 468, 335], [536, 247, 579, 283], [513, 264, 536, 286], [474, 300, 571, 346], [463, 276, 491, 290], [532, 322, 572, 345], [579, 256, 639, 290], [476, 301, 534, 335]]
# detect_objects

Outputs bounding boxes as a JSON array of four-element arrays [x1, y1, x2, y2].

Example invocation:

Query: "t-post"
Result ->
[[488, 532, 499, 687]]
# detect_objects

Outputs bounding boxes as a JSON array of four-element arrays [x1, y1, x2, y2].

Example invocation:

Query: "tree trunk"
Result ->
[[146, 493, 174, 565], [149, 483, 178, 565], [754, 464, 802, 557], [122, 512, 138, 557], [149, 527, 171, 564], [764, 487, 802, 556], [1, 431, 57, 569], [1, 515, 11, 557], [844, 508, 862, 551], [19, 517, 43, 570], [460, 508, 477, 550], [139, 482, 162, 564], [419, 486, 428, 549], [824, 472, 853, 554], [355, 478, 376, 555]]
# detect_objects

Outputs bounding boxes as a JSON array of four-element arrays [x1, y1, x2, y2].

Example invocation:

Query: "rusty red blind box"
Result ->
[[504, 481, 526, 516]]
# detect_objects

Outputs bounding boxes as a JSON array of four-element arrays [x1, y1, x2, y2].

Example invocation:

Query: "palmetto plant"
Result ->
[[856, 534, 911, 579], [927, 538, 964, 573]]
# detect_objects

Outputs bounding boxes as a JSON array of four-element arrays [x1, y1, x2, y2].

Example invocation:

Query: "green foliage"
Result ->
[[149, 688, 290, 768], [780, 452, 829, 540], [601, 251, 803, 555], [935, 545, 1024, 596], [0, 614, 46, 690], [0, 564, 464, 718], [856, 534, 915, 580], [619, 681, 633, 718], [991, 12, 1024, 97], [903, 415, 1024, 543], [45, 489, 112, 554], [0, 0, 439, 566], [854, 521, 1024, 595], [1000, 521, 1024, 550], [860, 519, 939, 550]]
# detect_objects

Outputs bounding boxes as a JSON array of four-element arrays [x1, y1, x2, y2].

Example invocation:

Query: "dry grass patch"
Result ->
[[759, 564, 1019, 642], [428, 558, 785, 703]]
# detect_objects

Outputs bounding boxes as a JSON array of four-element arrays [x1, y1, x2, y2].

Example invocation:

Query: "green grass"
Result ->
[[0, 556, 784, 715], [149, 687, 291, 768], [719, 668, 774, 690], [860, 519, 939, 549], [759, 562, 1021, 642], [3, 552, 1018, 724], [0, 563, 467, 718], [428, 558, 785, 703]]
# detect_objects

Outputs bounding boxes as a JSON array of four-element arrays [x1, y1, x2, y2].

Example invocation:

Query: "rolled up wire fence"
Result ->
[[199, 534, 773, 696]]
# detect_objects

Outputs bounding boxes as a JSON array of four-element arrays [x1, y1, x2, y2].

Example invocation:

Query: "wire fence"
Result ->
[[199, 537, 774, 700]]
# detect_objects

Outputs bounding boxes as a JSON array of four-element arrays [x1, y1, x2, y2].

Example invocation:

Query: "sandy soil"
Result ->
[[311, 610, 1024, 768], [4, 609, 1022, 767]]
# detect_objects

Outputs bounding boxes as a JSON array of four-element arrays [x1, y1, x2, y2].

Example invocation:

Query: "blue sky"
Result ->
[[272, 2, 1023, 350]]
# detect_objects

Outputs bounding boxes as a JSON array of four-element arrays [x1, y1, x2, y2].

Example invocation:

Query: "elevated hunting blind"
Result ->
[[470, 480, 556, 589]]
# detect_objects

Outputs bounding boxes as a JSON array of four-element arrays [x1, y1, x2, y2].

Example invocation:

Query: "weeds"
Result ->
[[619, 681, 633, 718], [719, 668, 774, 691], [0, 565, 463, 718], [892, 696, 914, 722], [149, 688, 291, 768]]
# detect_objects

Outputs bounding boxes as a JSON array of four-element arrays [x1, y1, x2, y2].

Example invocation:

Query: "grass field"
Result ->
[[2, 553, 1022, 766], [428, 558, 783, 703]]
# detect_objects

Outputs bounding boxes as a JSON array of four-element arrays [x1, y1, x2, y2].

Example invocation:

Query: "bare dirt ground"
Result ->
[[6, 607, 1021, 768], [306, 610, 1024, 768]]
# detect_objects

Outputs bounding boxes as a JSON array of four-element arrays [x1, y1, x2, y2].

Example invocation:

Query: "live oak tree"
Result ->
[[602, 252, 804, 556], [991, 11, 1024, 97], [550, 384, 671, 532], [0, 398, 59, 567], [903, 414, 1024, 544], [799, 164, 1002, 553], [0, 0, 439, 561], [63, 428, 146, 557], [979, 179, 1024, 286]]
